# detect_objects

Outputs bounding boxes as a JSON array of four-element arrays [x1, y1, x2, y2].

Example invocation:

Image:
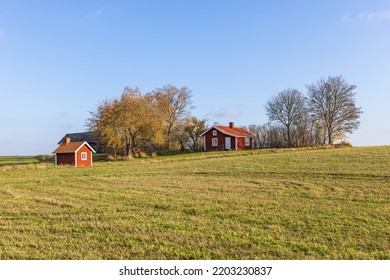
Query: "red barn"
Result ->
[[53, 138, 96, 167], [201, 122, 255, 151]]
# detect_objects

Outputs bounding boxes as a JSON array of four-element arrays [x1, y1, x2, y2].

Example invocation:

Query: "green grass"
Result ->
[[0, 146, 389, 259], [0, 156, 40, 166]]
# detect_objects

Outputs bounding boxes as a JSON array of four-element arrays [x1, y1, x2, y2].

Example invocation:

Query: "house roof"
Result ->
[[201, 125, 255, 138], [57, 132, 101, 145], [53, 141, 96, 154]]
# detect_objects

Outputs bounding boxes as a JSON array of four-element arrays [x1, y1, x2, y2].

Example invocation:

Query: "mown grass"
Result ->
[[0, 146, 389, 259]]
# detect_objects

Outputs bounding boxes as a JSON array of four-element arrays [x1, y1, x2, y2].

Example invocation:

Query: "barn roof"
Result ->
[[215, 126, 254, 137], [57, 132, 101, 145], [200, 125, 254, 138], [53, 141, 96, 154]]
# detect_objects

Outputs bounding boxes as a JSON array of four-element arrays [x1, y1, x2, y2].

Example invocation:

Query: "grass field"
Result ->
[[0, 156, 40, 166], [0, 146, 389, 259]]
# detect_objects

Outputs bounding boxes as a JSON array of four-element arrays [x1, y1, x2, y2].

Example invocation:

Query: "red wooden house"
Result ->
[[201, 122, 255, 151], [53, 138, 96, 167]]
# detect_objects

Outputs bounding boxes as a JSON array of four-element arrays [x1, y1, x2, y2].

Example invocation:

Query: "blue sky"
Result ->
[[1, 0, 390, 155]]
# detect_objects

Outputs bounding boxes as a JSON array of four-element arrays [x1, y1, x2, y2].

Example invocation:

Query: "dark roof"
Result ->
[[57, 132, 102, 145]]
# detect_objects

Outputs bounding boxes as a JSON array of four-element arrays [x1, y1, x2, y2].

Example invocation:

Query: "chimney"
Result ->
[[229, 122, 234, 129], [65, 137, 71, 144]]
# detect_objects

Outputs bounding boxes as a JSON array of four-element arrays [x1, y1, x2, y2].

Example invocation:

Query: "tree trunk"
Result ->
[[328, 130, 333, 145], [166, 124, 172, 150], [125, 144, 131, 157], [166, 135, 170, 150], [287, 125, 291, 148]]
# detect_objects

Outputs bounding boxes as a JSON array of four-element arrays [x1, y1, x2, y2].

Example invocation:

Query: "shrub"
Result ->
[[139, 151, 148, 158], [107, 154, 116, 161], [35, 155, 54, 163], [335, 142, 353, 148]]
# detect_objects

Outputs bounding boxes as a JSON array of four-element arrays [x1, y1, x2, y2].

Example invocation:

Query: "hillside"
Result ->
[[0, 146, 389, 259]]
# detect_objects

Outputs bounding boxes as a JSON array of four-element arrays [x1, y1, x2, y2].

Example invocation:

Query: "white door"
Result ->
[[225, 137, 231, 150]]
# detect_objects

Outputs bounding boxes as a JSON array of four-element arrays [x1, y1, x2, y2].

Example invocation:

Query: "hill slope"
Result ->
[[0, 147, 389, 259]]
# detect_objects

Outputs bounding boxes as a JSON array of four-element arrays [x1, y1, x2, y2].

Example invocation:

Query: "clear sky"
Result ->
[[1, 0, 389, 155]]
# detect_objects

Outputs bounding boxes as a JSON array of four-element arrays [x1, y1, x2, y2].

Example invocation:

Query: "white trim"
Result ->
[[74, 153, 77, 167], [200, 127, 212, 137], [203, 136, 206, 151], [54, 153, 57, 166], [212, 130, 217, 136], [235, 137, 238, 151], [212, 138, 218, 147], [74, 141, 96, 154]]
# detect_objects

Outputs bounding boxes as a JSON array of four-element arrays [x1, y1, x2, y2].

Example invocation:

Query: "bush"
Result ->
[[107, 154, 116, 161], [125, 154, 134, 160], [334, 142, 353, 148], [139, 151, 148, 158], [35, 155, 54, 163]]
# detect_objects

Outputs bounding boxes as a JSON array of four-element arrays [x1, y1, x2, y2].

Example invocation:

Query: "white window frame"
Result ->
[[212, 130, 217, 136], [81, 152, 87, 161], [245, 137, 250, 146], [212, 138, 218, 147]]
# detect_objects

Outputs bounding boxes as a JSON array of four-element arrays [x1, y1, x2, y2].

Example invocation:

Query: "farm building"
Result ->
[[201, 122, 255, 151], [53, 138, 96, 167], [58, 132, 105, 153]]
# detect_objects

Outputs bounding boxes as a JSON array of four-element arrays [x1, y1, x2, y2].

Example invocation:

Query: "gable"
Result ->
[[53, 141, 96, 154]]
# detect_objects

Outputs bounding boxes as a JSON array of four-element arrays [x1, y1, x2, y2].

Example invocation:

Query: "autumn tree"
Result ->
[[307, 76, 363, 144], [154, 85, 193, 150], [87, 99, 122, 157], [265, 89, 307, 147], [118, 88, 162, 156], [87, 87, 162, 157]]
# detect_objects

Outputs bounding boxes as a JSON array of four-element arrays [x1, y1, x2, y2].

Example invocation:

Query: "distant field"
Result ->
[[0, 156, 39, 166], [0, 146, 389, 259], [0, 155, 54, 168], [0, 156, 40, 166]]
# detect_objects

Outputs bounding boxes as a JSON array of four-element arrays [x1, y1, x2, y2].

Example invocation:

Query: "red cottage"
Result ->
[[53, 138, 96, 167], [201, 122, 255, 151]]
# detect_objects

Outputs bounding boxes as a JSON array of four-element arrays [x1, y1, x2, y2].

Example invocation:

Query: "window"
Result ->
[[245, 137, 250, 146], [81, 152, 87, 161], [212, 130, 217, 136], [212, 138, 218, 147]]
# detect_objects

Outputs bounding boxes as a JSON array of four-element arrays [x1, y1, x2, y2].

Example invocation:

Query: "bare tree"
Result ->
[[265, 89, 307, 147], [307, 76, 363, 145], [173, 121, 190, 151], [184, 116, 207, 151], [248, 124, 262, 148], [154, 85, 193, 150]]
